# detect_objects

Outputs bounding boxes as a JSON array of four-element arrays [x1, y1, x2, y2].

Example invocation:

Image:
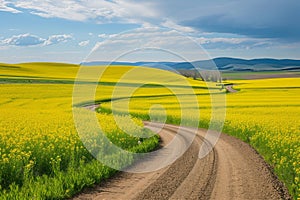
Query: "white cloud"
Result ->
[[196, 37, 274, 49], [86, 27, 275, 62], [0, 33, 45, 46], [98, 34, 107, 38], [5, 0, 158, 24], [8, 28, 20, 31], [195, 37, 264, 45], [78, 40, 90, 46], [0, 33, 73, 47], [1, 0, 299, 42], [161, 20, 195, 33], [0, 0, 21, 13], [43, 34, 73, 46]]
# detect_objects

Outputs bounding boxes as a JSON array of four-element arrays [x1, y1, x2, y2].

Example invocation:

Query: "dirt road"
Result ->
[[225, 85, 238, 93], [73, 122, 290, 200]]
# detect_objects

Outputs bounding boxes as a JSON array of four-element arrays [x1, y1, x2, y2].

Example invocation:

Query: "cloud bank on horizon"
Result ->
[[0, 33, 72, 46], [0, 0, 299, 63]]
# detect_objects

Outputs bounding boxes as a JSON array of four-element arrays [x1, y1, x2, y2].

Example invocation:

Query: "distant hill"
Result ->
[[81, 57, 300, 72]]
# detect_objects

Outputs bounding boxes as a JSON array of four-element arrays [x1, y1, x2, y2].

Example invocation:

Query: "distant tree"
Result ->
[[178, 70, 201, 80]]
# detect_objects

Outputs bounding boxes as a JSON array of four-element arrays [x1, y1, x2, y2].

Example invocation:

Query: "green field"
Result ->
[[0, 63, 299, 199]]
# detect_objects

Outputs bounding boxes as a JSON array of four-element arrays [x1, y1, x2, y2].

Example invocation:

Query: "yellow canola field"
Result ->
[[101, 78, 300, 199], [0, 63, 299, 199], [0, 83, 158, 199]]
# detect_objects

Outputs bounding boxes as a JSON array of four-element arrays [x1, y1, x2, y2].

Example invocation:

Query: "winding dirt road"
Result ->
[[225, 85, 238, 93], [73, 122, 290, 200]]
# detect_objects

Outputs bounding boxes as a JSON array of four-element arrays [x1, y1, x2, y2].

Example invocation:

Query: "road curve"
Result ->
[[225, 85, 238, 93], [73, 122, 290, 200]]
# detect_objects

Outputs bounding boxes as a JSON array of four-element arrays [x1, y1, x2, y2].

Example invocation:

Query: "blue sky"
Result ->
[[0, 0, 300, 63]]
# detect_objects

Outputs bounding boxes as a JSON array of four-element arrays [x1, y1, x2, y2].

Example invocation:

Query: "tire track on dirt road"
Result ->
[[73, 122, 290, 200]]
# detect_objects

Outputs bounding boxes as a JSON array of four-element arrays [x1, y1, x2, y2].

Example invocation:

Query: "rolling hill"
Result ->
[[82, 57, 300, 72]]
